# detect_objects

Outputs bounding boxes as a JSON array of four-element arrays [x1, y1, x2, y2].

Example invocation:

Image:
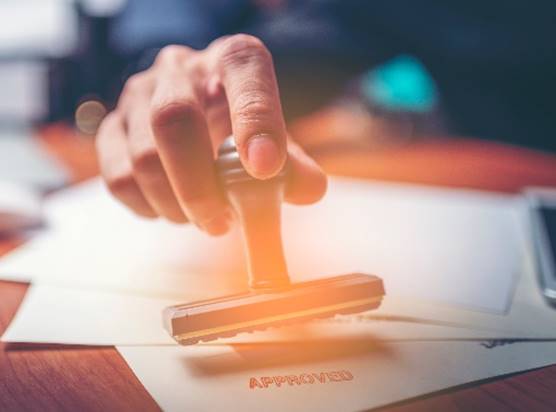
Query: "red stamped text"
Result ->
[[249, 370, 353, 389]]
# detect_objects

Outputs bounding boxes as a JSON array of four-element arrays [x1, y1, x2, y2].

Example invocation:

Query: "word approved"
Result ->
[[249, 370, 353, 389]]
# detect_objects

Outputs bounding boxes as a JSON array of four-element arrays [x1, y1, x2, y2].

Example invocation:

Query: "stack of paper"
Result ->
[[1, 177, 554, 410]]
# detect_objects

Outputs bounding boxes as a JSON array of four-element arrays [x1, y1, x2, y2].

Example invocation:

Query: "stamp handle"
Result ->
[[217, 136, 290, 290]]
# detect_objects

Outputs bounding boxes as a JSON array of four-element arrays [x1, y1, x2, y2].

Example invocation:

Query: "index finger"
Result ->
[[210, 34, 287, 180]]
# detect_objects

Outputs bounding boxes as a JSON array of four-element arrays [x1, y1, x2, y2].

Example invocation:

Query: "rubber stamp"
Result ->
[[164, 136, 384, 344]]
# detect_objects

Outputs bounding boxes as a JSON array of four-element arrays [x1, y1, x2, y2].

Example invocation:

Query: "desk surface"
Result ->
[[1, 123, 556, 412]]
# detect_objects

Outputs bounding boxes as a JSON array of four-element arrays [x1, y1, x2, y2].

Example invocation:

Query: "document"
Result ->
[[377, 232, 556, 338], [117, 340, 556, 412], [1, 177, 542, 346], [282, 178, 523, 313], [0, 177, 523, 313], [1, 283, 176, 346], [2, 177, 553, 410], [4, 259, 549, 346], [4, 202, 552, 346], [0, 281, 514, 346]]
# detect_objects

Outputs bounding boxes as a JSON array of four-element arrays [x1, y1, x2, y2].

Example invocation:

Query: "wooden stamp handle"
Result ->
[[217, 136, 290, 290]]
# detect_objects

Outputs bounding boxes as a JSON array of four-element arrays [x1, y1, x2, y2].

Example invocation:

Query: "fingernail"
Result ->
[[246, 134, 282, 179], [202, 214, 230, 236]]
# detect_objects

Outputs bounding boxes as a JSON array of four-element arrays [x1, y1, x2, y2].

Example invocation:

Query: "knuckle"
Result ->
[[224, 34, 266, 51], [131, 148, 161, 176], [155, 45, 190, 66], [123, 73, 148, 96], [150, 99, 202, 132], [102, 110, 120, 125], [234, 92, 274, 124], [95, 111, 118, 141], [219, 34, 270, 64]]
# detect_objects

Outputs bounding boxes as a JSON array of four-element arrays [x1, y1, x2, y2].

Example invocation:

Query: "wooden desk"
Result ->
[[1, 124, 556, 411]]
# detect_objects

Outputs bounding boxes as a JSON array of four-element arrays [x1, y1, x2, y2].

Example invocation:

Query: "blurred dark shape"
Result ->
[[47, 0, 556, 151]]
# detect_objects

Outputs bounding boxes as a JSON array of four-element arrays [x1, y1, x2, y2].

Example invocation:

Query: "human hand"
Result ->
[[96, 35, 326, 235]]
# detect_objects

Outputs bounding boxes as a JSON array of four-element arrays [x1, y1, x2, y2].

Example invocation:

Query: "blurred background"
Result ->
[[0, 0, 555, 194]]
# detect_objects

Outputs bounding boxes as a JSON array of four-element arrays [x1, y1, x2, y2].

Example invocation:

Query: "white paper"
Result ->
[[118, 340, 556, 412], [4, 204, 551, 346], [2, 273, 541, 347], [372, 212, 556, 338], [1, 283, 176, 346], [0, 177, 522, 314], [282, 178, 522, 313], [0, 282, 509, 346]]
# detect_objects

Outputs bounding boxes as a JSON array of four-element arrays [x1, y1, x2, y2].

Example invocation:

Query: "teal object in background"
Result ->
[[363, 55, 438, 113]]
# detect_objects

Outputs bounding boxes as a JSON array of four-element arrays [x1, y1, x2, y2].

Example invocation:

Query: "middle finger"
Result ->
[[125, 99, 188, 223]]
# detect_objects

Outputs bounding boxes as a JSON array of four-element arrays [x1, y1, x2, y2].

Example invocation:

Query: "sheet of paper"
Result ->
[[3, 268, 546, 347], [0, 183, 247, 297], [282, 178, 523, 313], [0, 282, 504, 346], [0, 177, 523, 314], [1, 283, 176, 346], [369, 212, 556, 338], [4, 203, 552, 346], [118, 340, 556, 412]]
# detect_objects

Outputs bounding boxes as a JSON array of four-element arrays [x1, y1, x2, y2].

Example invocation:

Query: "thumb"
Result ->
[[243, 133, 287, 179]]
